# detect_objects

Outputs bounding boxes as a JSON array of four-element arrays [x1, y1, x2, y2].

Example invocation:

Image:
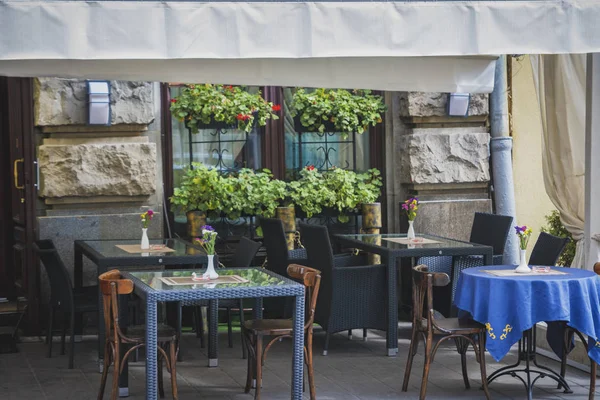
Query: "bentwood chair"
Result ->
[[191, 237, 262, 359], [299, 223, 387, 355], [98, 270, 178, 400], [242, 264, 321, 400], [34, 240, 98, 369], [402, 265, 490, 400], [557, 261, 600, 400]]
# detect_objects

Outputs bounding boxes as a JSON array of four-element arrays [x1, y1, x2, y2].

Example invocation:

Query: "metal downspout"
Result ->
[[490, 55, 519, 265]]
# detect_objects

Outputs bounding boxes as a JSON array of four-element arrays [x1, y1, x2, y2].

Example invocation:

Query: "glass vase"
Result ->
[[203, 254, 219, 280], [141, 228, 150, 250], [515, 249, 531, 273], [407, 220, 416, 240]]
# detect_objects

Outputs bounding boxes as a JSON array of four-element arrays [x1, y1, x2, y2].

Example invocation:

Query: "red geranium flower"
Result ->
[[306, 165, 316, 171], [170, 99, 177, 103], [236, 114, 251, 122], [272, 104, 281, 112]]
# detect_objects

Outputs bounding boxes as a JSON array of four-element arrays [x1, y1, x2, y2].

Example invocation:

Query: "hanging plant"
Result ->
[[170, 84, 281, 133], [290, 88, 386, 138], [169, 163, 229, 215]]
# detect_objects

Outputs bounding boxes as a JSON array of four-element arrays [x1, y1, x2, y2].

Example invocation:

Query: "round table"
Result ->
[[454, 265, 600, 399]]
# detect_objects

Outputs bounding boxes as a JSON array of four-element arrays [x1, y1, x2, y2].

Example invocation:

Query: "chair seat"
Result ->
[[420, 317, 484, 334], [243, 319, 293, 335], [126, 323, 177, 342]]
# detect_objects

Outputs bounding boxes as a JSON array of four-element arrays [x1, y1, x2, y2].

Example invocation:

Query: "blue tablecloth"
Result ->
[[454, 265, 600, 364]]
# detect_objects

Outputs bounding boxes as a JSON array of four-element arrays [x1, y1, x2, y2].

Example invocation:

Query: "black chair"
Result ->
[[418, 212, 513, 315], [259, 218, 309, 318], [34, 240, 98, 369], [187, 237, 262, 359], [529, 232, 570, 266], [299, 223, 387, 355]]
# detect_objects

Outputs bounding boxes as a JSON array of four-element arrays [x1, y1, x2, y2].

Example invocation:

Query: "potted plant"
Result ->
[[170, 163, 229, 237], [170, 84, 281, 133], [323, 167, 382, 223], [290, 88, 386, 138]]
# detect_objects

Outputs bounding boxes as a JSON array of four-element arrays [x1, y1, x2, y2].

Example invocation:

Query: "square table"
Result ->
[[74, 238, 209, 396], [334, 233, 494, 356], [127, 268, 306, 400]]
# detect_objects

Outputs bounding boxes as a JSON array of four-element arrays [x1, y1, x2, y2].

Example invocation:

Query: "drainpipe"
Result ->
[[490, 55, 519, 265]]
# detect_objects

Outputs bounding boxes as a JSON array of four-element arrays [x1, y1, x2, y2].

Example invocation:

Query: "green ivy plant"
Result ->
[[287, 166, 335, 218], [290, 88, 387, 138], [170, 84, 280, 133], [541, 210, 575, 266], [170, 163, 228, 215]]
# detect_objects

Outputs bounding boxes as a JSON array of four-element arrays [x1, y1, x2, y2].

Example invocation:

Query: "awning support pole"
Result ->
[[490, 55, 519, 265]]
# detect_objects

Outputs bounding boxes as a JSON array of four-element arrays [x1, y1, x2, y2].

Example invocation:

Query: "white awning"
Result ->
[[2, 0, 600, 91]]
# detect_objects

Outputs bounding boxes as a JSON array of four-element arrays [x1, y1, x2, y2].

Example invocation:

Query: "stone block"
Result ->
[[37, 213, 163, 302], [38, 142, 157, 198], [34, 78, 154, 126], [400, 129, 490, 184], [398, 92, 488, 117]]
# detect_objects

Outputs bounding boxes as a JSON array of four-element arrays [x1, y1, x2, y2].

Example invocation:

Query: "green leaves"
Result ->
[[170, 84, 280, 134], [541, 210, 575, 266], [290, 88, 387, 139], [171, 162, 382, 223]]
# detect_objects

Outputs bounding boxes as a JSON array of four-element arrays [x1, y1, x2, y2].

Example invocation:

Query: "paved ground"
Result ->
[[0, 322, 594, 400]]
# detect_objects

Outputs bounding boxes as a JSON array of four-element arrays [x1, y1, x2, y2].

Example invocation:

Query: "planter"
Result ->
[[362, 203, 382, 264], [186, 211, 207, 238], [193, 121, 239, 132], [276, 206, 296, 250], [294, 118, 339, 134]]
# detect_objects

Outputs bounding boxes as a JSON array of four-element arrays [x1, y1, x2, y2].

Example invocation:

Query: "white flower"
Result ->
[[202, 229, 211, 235]]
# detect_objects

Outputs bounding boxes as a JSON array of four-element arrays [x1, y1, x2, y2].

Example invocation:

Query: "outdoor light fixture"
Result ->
[[87, 80, 111, 125], [447, 92, 470, 117]]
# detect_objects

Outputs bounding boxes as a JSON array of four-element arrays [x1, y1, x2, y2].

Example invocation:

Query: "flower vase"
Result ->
[[203, 254, 219, 280], [515, 249, 531, 273], [141, 228, 150, 250], [407, 220, 416, 240]]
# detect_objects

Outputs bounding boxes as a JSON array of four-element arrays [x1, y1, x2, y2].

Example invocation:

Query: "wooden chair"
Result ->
[[97, 270, 178, 400], [558, 261, 600, 400], [402, 265, 490, 400], [241, 264, 321, 400]]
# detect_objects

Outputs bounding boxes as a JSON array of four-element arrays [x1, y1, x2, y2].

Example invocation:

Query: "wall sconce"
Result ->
[[87, 80, 111, 125], [447, 92, 470, 117]]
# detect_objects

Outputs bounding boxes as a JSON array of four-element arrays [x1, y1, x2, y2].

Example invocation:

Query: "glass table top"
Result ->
[[128, 268, 292, 292], [79, 238, 205, 259], [336, 233, 488, 251]]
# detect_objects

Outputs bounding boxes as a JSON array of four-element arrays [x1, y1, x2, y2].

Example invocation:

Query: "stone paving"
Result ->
[[0, 322, 594, 400]]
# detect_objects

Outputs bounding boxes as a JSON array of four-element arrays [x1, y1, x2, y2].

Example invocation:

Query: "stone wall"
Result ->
[[385, 92, 492, 239], [35, 78, 164, 297]]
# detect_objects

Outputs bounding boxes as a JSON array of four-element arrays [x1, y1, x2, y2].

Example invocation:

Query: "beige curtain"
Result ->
[[530, 54, 586, 268]]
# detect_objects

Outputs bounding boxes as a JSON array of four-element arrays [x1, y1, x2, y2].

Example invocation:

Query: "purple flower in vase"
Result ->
[[401, 203, 409, 210]]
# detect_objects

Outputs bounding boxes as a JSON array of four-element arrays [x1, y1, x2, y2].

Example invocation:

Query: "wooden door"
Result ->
[[0, 77, 39, 333]]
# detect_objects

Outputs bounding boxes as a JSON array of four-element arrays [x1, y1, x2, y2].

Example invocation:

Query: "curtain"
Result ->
[[530, 54, 587, 268]]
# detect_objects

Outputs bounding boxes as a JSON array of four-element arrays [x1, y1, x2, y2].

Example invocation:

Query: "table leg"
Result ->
[[208, 300, 218, 367], [291, 294, 305, 400], [145, 296, 158, 400], [254, 298, 263, 319], [73, 245, 83, 336], [384, 252, 398, 356], [118, 294, 129, 397], [97, 266, 107, 367]]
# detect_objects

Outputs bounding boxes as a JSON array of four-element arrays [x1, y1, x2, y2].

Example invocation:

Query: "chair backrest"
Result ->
[[260, 217, 291, 275], [412, 265, 450, 332], [287, 264, 322, 331], [528, 232, 570, 266], [98, 270, 134, 343], [229, 237, 262, 268], [469, 212, 514, 255], [34, 240, 74, 310], [298, 223, 335, 273]]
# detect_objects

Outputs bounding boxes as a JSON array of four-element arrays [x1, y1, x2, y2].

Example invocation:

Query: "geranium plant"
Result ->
[[170, 163, 228, 215], [288, 166, 382, 222], [291, 88, 387, 138], [170, 84, 280, 133]]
